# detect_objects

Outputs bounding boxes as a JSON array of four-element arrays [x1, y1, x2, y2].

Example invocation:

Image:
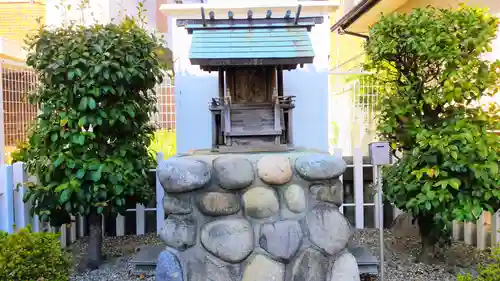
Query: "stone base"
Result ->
[[130, 245, 377, 277], [155, 150, 362, 281]]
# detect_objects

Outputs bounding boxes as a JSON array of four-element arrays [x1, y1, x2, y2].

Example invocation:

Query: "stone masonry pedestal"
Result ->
[[155, 150, 360, 281]]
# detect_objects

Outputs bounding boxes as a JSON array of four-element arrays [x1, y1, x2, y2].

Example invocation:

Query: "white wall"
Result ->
[[45, 0, 111, 26], [483, 26, 500, 105], [46, 0, 159, 29]]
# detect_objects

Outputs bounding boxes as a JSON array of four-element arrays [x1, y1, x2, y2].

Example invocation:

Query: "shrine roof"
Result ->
[[178, 16, 323, 68]]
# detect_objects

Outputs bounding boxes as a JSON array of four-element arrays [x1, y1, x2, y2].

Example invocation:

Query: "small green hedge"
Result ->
[[0, 227, 72, 281], [458, 243, 500, 281]]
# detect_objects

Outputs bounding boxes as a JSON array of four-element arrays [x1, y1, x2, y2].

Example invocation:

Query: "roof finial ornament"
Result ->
[[228, 11, 234, 20], [285, 10, 292, 19], [266, 10, 272, 19], [201, 7, 206, 26], [294, 5, 302, 25], [209, 11, 215, 20], [247, 10, 253, 20]]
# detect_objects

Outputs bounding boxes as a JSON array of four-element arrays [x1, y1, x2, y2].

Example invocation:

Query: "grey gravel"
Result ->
[[69, 233, 162, 281], [350, 229, 490, 281], [70, 256, 153, 281], [68, 229, 491, 281]]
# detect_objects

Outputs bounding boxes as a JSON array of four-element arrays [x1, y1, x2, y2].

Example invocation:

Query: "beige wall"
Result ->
[[0, 1, 45, 43], [330, 0, 500, 154], [333, 0, 500, 79], [397, 0, 500, 15]]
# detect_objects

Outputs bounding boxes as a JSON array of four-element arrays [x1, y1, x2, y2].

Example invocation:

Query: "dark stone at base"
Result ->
[[187, 255, 241, 281], [131, 245, 165, 267], [349, 246, 378, 275], [132, 245, 379, 277], [155, 249, 184, 281]]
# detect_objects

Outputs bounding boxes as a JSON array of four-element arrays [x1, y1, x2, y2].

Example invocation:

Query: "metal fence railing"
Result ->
[[0, 54, 177, 163], [0, 57, 38, 164]]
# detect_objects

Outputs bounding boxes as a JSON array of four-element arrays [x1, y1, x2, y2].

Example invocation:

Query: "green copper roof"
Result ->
[[188, 26, 315, 66]]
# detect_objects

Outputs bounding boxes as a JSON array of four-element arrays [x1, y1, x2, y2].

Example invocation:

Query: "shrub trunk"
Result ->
[[87, 212, 103, 270], [417, 214, 440, 264]]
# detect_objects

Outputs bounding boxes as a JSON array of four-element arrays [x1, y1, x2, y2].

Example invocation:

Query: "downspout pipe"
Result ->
[[338, 28, 369, 40]]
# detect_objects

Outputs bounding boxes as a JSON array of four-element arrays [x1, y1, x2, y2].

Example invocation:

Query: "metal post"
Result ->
[[377, 165, 385, 281], [369, 141, 390, 281]]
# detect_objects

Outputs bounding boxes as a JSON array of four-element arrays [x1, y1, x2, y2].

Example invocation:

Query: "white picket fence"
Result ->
[[0, 150, 499, 249], [0, 156, 166, 247]]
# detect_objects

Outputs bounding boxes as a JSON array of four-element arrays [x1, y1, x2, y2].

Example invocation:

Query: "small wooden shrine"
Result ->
[[178, 7, 323, 152]]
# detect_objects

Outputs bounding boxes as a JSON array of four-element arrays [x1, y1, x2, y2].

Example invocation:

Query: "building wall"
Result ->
[[0, 0, 45, 42], [1, 64, 38, 147], [172, 15, 331, 153], [397, 0, 500, 14], [331, 0, 500, 73], [330, 0, 500, 154]]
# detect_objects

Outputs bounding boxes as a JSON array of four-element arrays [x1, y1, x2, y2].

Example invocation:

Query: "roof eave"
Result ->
[[191, 57, 314, 67], [177, 17, 323, 32], [330, 0, 382, 33], [160, 2, 340, 18]]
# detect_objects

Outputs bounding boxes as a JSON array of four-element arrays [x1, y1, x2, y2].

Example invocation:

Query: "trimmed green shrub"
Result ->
[[0, 227, 72, 281], [365, 5, 500, 262], [23, 0, 165, 268], [458, 242, 500, 281]]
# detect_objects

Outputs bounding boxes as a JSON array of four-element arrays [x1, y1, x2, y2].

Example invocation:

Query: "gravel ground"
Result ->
[[69, 233, 162, 281], [69, 229, 492, 281], [351, 229, 491, 281]]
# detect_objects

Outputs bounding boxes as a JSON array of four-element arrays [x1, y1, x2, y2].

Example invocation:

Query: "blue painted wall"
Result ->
[[175, 73, 217, 152], [284, 66, 329, 153], [172, 16, 330, 153]]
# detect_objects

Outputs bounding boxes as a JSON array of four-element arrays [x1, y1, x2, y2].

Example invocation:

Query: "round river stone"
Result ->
[[242, 187, 279, 219], [256, 155, 292, 185], [310, 179, 343, 206], [157, 157, 211, 193], [163, 195, 192, 215], [295, 154, 347, 181], [329, 251, 361, 281], [155, 248, 183, 281], [284, 184, 307, 213], [198, 192, 240, 216], [159, 215, 197, 250], [290, 248, 328, 281], [213, 156, 254, 190], [241, 254, 285, 281], [200, 218, 254, 263], [259, 220, 303, 261], [306, 205, 352, 255]]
